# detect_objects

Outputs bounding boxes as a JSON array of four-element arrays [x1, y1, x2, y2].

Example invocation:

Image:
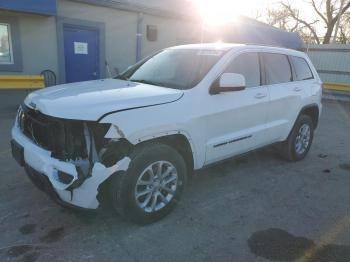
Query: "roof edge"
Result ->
[[68, 0, 196, 20]]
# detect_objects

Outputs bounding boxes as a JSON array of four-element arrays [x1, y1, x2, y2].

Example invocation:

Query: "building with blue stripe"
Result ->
[[0, 0, 304, 84]]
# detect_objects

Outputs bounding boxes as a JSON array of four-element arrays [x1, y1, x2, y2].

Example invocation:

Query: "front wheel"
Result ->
[[280, 115, 314, 161], [109, 143, 187, 224]]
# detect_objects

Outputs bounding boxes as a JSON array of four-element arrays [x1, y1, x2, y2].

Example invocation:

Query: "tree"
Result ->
[[338, 13, 350, 43], [264, 0, 350, 44]]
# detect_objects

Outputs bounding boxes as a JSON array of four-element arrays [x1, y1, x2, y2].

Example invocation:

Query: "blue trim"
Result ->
[[0, 0, 57, 16], [228, 18, 304, 50], [0, 16, 23, 72], [56, 17, 106, 84]]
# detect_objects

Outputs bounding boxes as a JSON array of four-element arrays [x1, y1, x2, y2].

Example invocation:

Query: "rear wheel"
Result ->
[[109, 143, 187, 224], [280, 115, 314, 161]]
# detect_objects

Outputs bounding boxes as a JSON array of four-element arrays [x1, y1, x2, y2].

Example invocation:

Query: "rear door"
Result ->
[[204, 52, 270, 164], [262, 52, 305, 142], [289, 55, 318, 97]]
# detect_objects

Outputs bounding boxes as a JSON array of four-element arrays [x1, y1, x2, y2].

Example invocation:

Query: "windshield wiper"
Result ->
[[130, 79, 163, 87]]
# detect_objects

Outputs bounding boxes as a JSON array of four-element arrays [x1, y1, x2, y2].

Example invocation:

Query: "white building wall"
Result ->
[[0, 0, 201, 79], [141, 13, 201, 58], [58, 0, 139, 74]]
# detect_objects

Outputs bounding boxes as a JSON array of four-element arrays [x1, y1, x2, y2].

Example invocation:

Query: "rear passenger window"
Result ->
[[225, 53, 260, 88], [263, 53, 292, 85], [291, 56, 314, 81]]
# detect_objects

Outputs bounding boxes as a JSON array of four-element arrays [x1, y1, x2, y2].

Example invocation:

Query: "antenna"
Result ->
[[105, 60, 112, 78]]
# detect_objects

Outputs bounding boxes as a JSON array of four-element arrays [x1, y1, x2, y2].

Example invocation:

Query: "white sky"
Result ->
[[241, 0, 313, 18], [189, 0, 324, 32], [190, 0, 315, 18]]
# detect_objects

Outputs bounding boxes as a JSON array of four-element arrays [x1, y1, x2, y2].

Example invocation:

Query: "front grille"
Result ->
[[18, 106, 53, 150], [18, 105, 88, 160]]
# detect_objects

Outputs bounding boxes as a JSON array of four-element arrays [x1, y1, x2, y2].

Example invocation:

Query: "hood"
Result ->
[[24, 79, 184, 121]]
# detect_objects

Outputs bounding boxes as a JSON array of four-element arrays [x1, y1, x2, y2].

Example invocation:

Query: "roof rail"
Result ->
[[242, 43, 295, 50]]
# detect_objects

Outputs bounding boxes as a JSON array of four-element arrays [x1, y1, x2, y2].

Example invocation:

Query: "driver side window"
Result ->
[[224, 53, 261, 88]]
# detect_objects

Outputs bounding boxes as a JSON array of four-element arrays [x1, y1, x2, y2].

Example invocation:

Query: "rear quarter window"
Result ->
[[262, 53, 292, 85], [290, 56, 314, 81]]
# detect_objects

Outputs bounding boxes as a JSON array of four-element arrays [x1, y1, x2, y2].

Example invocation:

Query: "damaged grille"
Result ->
[[18, 105, 109, 161]]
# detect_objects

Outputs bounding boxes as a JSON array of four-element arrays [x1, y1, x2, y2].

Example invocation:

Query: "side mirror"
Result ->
[[210, 73, 246, 95]]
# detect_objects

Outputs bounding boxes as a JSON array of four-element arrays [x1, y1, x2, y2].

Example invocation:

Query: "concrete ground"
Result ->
[[1, 100, 350, 262]]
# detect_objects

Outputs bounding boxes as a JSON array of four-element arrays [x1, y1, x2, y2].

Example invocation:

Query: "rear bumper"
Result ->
[[11, 124, 131, 209]]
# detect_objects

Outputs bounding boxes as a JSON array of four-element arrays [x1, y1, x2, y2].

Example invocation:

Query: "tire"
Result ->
[[109, 143, 187, 224], [280, 114, 314, 161]]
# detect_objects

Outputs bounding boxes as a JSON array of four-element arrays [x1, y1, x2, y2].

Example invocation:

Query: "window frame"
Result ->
[[289, 55, 315, 82], [0, 23, 14, 65], [261, 52, 293, 86], [0, 16, 22, 72]]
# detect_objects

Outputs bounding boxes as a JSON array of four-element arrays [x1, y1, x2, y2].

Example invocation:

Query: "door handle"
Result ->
[[294, 87, 302, 92], [255, 93, 267, 99]]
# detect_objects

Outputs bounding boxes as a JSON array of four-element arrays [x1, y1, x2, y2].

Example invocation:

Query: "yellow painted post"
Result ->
[[323, 82, 350, 92], [0, 75, 45, 89]]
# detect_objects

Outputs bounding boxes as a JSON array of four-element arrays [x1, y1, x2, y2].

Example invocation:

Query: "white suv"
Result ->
[[11, 44, 322, 224]]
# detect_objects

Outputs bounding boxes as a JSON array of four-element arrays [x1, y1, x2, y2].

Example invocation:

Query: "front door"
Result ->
[[63, 25, 100, 83], [204, 52, 270, 165]]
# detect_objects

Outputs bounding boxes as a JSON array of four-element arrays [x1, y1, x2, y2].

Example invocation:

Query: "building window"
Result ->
[[0, 17, 22, 72], [0, 23, 13, 64]]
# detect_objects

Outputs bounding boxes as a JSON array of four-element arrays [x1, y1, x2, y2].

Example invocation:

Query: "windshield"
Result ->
[[116, 49, 225, 90]]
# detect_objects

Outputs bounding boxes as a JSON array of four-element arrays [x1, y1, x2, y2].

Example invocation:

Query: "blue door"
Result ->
[[63, 26, 100, 83]]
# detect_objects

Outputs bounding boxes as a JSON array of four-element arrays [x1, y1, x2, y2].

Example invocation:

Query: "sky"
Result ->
[[189, 0, 315, 22], [188, 0, 323, 34]]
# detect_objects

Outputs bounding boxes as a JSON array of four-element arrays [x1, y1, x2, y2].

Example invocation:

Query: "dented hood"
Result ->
[[24, 79, 183, 121]]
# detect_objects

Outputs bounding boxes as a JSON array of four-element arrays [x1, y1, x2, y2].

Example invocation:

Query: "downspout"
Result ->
[[136, 12, 143, 62]]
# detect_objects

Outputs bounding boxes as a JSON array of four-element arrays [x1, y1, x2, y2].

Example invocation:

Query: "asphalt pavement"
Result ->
[[1, 100, 350, 262]]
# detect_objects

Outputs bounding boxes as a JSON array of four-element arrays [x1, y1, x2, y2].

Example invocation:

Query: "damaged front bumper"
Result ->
[[11, 125, 130, 209]]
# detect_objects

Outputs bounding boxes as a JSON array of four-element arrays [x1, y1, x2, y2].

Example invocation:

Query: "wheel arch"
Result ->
[[283, 103, 320, 142], [134, 132, 196, 177], [298, 104, 320, 129], [97, 133, 194, 216], [97, 131, 196, 205]]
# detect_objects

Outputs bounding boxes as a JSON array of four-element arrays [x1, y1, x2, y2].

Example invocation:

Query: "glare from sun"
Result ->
[[192, 0, 259, 26]]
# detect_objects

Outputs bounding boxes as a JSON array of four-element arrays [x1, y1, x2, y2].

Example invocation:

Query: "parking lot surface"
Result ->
[[1, 100, 350, 262]]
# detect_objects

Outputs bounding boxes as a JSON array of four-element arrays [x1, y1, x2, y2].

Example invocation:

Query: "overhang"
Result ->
[[0, 0, 57, 16]]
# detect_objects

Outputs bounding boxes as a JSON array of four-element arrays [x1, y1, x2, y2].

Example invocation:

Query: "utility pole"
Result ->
[[136, 13, 143, 62], [333, 0, 346, 43]]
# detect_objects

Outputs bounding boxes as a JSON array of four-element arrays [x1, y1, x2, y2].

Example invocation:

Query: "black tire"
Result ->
[[280, 114, 314, 161], [109, 143, 187, 224]]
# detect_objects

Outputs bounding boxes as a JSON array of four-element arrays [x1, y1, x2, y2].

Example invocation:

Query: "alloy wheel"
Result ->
[[295, 123, 311, 155], [135, 161, 178, 213]]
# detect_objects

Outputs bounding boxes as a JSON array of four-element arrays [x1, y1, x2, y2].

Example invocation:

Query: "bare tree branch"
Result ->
[[280, 2, 321, 44], [333, 1, 350, 23], [309, 0, 328, 23], [259, 0, 350, 44]]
